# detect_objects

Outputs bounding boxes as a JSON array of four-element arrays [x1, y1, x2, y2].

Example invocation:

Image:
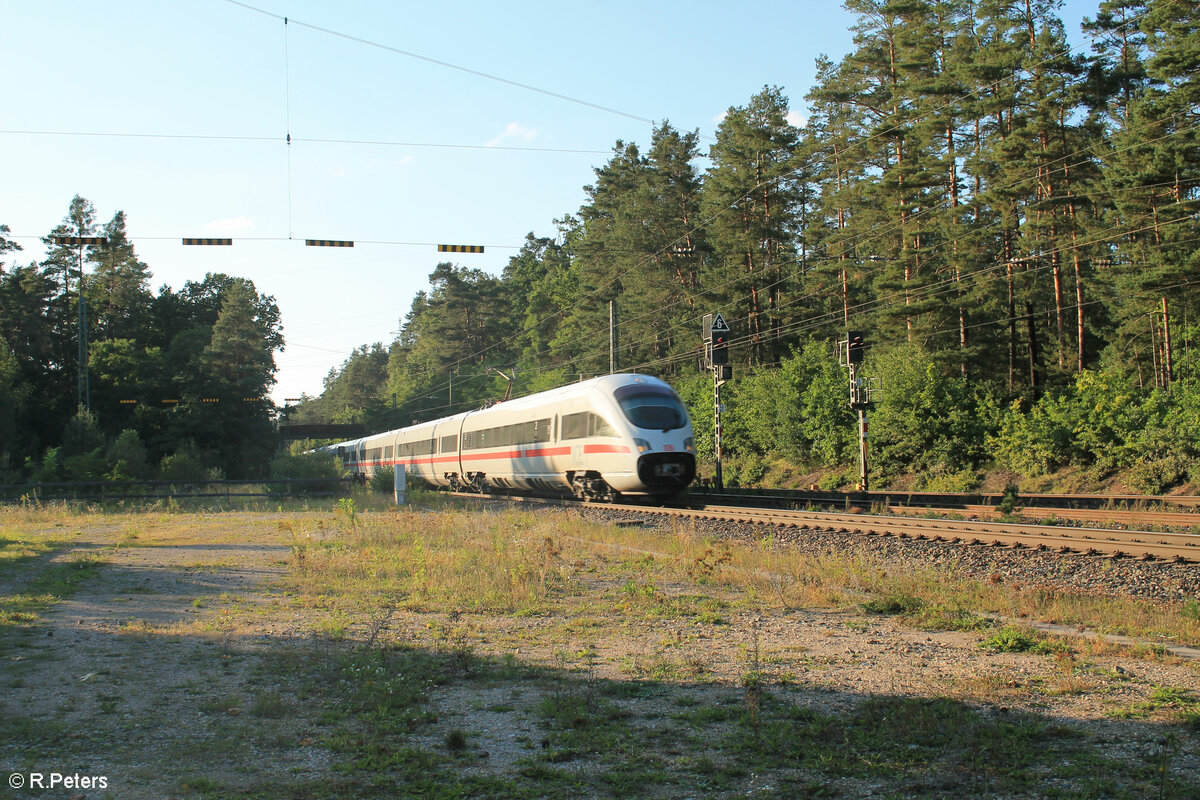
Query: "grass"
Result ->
[[980, 625, 1059, 654], [1109, 686, 1200, 728], [0, 531, 106, 631], [0, 500, 1198, 798]]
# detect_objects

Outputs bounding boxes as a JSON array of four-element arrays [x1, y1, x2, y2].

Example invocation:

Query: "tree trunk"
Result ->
[[1161, 296, 1173, 387], [1025, 300, 1041, 391]]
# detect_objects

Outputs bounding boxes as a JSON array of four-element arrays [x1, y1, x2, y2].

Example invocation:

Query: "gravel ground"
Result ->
[[3, 506, 1199, 799]]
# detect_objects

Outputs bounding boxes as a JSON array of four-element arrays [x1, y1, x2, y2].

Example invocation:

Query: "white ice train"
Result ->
[[319, 373, 696, 500]]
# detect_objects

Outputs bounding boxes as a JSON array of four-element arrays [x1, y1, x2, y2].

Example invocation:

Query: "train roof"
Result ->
[[317, 373, 678, 450]]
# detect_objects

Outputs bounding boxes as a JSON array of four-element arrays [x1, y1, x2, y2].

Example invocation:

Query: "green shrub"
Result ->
[[268, 450, 344, 493], [980, 626, 1036, 652], [369, 466, 396, 494], [862, 593, 924, 615], [158, 449, 208, 482], [917, 467, 982, 492], [106, 429, 151, 480]]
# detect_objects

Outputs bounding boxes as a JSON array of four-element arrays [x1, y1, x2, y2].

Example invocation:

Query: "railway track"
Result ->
[[460, 492, 1200, 563], [700, 487, 1200, 513], [698, 489, 1200, 530], [662, 503, 1200, 563], [886, 502, 1200, 530]]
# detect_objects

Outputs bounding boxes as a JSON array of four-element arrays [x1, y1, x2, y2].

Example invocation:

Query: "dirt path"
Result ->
[[1, 508, 1198, 799]]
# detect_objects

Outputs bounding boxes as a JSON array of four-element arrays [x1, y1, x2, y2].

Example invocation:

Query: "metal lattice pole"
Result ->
[[713, 369, 724, 491]]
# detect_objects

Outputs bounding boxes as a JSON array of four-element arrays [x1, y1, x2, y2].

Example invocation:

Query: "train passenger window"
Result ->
[[614, 385, 687, 431], [561, 412, 589, 440], [384, 446, 393, 459], [441, 435, 458, 453]]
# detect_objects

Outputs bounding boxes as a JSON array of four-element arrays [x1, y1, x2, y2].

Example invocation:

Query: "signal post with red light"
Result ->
[[839, 330, 879, 492]]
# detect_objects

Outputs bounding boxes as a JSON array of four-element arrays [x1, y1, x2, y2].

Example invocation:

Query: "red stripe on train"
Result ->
[[355, 443, 631, 468]]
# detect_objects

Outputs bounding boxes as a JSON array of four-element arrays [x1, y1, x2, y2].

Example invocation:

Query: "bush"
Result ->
[[159, 449, 208, 482], [268, 450, 344, 493], [369, 466, 396, 494], [106, 429, 151, 480], [31, 447, 65, 483], [869, 344, 993, 482], [916, 467, 982, 492], [1127, 457, 1186, 495], [979, 625, 1038, 652], [992, 369, 1199, 489]]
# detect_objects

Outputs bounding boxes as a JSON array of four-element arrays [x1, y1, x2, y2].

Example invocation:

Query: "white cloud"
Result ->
[[331, 167, 347, 177], [786, 111, 808, 128], [713, 110, 728, 124], [394, 155, 414, 167], [486, 122, 539, 147], [204, 216, 256, 233]]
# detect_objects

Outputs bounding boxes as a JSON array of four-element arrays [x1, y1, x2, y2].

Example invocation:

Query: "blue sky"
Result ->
[[2, 0, 1100, 405]]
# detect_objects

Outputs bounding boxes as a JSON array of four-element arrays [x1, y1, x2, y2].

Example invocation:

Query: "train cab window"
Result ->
[[614, 385, 687, 431], [590, 414, 617, 437]]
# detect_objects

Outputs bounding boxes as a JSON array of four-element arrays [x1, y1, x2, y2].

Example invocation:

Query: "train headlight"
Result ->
[[634, 438, 652, 453], [683, 437, 695, 452]]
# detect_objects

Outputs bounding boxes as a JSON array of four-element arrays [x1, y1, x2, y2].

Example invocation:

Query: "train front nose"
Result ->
[[637, 453, 696, 488]]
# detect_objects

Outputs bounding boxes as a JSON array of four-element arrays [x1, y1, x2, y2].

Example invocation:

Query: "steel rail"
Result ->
[[699, 488, 1200, 513], [672, 503, 1200, 563], [885, 503, 1200, 530]]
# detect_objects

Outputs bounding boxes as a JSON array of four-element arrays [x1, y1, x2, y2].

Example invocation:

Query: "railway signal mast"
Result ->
[[702, 313, 733, 491], [839, 331, 878, 492], [54, 235, 108, 412]]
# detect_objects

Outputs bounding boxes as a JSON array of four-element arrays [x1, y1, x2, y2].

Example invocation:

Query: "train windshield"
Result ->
[[614, 385, 687, 432]]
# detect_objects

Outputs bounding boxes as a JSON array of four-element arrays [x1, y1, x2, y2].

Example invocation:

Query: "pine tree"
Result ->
[[702, 86, 803, 364], [618, 122, 706, 372], [86, 211, 152, 341], [1103, 0, 1200, 386]]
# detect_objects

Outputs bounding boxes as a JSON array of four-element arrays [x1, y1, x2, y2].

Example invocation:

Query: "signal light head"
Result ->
[[847, 331, 865, 364]]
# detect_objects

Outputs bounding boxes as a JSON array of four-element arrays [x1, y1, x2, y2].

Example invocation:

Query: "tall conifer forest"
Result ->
[[4, 0, 1198, 490], [0, 199, 283, 482]]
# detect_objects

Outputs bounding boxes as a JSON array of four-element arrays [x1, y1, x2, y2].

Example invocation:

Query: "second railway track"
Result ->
[[661, 502, 1200, 563], [468, 492, 1200, 564]]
